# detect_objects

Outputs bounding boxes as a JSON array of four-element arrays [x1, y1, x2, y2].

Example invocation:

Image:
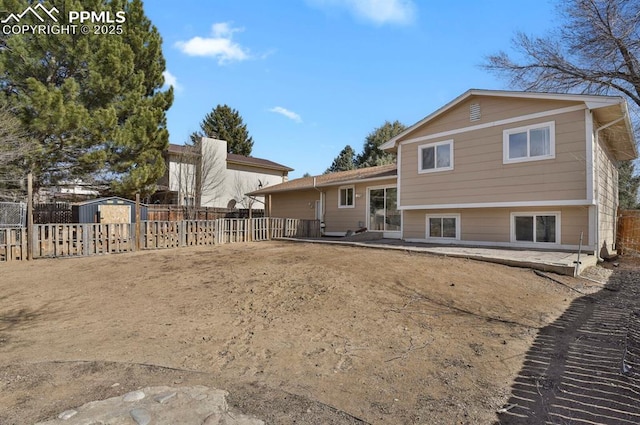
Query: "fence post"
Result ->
[[180, 220, 186, 247], [19, 228, 27, 261], [82, 224, 89, 256], [139, 221, 146, 250], [27, 172, 33, 260], [31, 224, 38, 259], [135, 193, 141, 251]]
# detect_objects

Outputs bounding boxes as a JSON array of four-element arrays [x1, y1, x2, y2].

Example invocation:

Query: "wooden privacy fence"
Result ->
[[617, 209, 640, 254], [32, 223, 134, 258], [142, 220, 218, 249], [33, 202, 73, 224], [146, 205, 264, 221], [0, 228, 27, 262], [269, 218, 321, 239], [142, 217, 320, 249], [1, 218, 320, 262]]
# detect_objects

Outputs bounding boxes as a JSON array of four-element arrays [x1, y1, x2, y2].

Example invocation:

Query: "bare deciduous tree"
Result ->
[[484, 0, 640, 103], [484, 0, 640, 207], [231, 174, 267, 211]]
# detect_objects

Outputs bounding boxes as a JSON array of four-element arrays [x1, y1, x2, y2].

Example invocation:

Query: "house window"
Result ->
[[503, 121, 555, 164], [419, 140, 453, 173], [426, 214, 459, 239], [511, 212, 559, 244], [338, 186, 354, 208]]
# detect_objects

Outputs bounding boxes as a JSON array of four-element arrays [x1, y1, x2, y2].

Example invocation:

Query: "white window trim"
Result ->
[[425, 213, 460, 240], [503, 121, 556, 164], [510, 211, 561, 245], [418, 140, 454, 174], [338, 185, 355, 209]]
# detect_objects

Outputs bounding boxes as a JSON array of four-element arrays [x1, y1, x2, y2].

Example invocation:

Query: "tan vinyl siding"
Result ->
[[403, 206, 590, 247], [324, 186, 364, 233], [596, 138, 619, 257], [269, 190, 319, 220], [399, 108, 588, 206], [560, 207, 592, 245], [402, 97, 583, 141], [323, 179, 396, 234]]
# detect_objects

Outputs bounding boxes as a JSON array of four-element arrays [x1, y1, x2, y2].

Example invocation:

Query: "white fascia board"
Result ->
[[316, 175, 397, 188], [585, 109, 595, 203], [398, 199, 594, 210], [473, 89, 623, 105], [584, 99, 624, 110]]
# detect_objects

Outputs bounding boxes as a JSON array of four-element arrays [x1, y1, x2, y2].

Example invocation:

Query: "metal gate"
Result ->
[[0, 202, 26, 228]]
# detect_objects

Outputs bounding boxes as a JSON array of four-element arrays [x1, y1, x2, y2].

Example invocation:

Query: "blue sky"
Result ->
[[145, 0, 558, 178]]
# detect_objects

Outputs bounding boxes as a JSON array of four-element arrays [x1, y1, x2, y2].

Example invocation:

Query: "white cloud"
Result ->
[[309, 0, 416, 26], [211, 22, 241, 37], [162, 70, 181, 91], [269, 107, 302, 123], [175, 22, 250, 65]]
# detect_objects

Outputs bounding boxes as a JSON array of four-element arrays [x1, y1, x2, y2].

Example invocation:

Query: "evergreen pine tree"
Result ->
[[618, 160, 640, 209], [191, 104, 254, 156], [0, 0, 173, 197], [325, 145, 356, 173], [356, 120, 406, 168]]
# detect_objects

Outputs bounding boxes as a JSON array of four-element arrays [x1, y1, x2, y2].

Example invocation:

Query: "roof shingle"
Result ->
[[249, 163, 397, 195], [167, 144, 293, 172]]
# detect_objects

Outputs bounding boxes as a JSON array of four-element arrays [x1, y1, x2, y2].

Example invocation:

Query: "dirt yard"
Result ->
[[0, 241, 612, 424]]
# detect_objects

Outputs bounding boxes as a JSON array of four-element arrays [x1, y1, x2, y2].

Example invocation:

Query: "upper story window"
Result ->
[[419, 140, 453, 174], [338, 185, 354, 208], [503, 121, 555, 164]]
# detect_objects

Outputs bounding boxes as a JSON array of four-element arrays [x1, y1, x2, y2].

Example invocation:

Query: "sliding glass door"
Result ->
[[368, 187, 400, 232]]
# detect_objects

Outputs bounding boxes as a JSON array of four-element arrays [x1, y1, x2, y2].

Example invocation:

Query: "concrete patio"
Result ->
[[283, 236, 598, 276]]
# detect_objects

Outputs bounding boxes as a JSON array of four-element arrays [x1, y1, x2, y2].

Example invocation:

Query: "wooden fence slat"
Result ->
[[2, 218, 320, 262], [0, 228, 26, 262], [617, 210, 640, 254]]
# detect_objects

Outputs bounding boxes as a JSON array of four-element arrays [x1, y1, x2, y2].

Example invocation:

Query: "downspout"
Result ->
[[313, 177, 325, 235], [594, 114, 626, 260]]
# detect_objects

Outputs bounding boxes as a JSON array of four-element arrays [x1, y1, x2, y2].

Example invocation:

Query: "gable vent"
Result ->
[[470, 103, 481, 121]]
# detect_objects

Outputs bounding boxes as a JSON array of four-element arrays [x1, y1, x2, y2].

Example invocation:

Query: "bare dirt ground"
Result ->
[[0, 241, 630, 424]]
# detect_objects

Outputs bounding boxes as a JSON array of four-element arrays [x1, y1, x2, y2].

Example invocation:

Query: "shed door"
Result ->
[[98, 204, 131, 224]]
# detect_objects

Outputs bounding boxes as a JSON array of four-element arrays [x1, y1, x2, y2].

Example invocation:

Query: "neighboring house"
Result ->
[[250, 89, 638, 257], [38, 179, 100, 202], [154, 137, 293, 209]]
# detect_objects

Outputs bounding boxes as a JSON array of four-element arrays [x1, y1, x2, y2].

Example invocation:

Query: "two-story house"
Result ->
[[154, 137, 293, 209], [250, 90, 637, 257]]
